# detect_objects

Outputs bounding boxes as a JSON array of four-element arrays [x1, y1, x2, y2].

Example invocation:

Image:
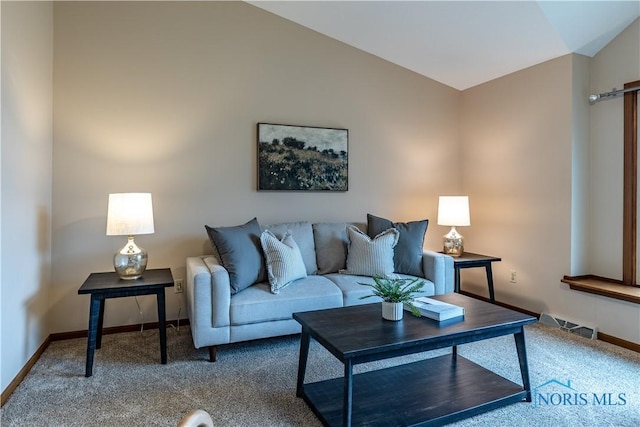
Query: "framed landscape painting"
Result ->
[[257, 123, 348, 191]]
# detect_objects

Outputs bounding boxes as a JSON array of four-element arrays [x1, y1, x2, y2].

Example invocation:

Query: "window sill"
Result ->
[[562, 275, 640, 304]]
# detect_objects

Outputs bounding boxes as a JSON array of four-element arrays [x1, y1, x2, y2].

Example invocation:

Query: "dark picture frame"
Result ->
[[257, 123, 348, 191]]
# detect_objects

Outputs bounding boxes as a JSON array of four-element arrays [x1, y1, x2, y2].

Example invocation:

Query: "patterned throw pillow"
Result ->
[[260, 230, 308, 294], [345, 225, 399, 277], [264, 221, 318, 275]]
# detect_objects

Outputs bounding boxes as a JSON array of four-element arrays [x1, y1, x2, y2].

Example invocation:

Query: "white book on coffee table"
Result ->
[[405, 297, 465, 321]]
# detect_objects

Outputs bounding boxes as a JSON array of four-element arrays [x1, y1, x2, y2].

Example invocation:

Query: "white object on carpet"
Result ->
[[177, 409, 213, 427]]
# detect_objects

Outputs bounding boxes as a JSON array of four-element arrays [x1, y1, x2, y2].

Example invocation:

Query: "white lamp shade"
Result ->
[[106, 193, 155, 236], [437, 196, 470, 227]]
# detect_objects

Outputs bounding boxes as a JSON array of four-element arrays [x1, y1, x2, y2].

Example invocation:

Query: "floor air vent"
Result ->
[[539, 313, 598, 340]]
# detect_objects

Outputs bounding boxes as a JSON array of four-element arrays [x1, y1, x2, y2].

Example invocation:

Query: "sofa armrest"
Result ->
[[186, 256, 231, 334], [421, 250, 454, 295]]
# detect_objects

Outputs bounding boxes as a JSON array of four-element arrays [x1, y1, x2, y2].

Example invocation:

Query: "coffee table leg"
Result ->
[[514, 328, 532, 402], [85, 296, 101, 377], [296, 330, 310, 397], [343, 359, 353, 427], [157, 290, 168, 364]]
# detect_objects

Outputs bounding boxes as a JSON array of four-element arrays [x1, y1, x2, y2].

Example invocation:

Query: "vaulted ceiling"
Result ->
[[248, 1, 640, 90]]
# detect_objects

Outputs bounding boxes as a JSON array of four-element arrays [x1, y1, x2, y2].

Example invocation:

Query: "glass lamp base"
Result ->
[[114, 236, 148, 280], [443, 226, 464, 257]]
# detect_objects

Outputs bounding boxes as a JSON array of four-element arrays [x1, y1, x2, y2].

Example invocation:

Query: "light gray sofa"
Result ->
[[186, 220, 454, 361]]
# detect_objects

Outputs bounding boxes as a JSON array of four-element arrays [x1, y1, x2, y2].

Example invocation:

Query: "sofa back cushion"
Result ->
[[313, 223, 347, 274], [313, 222, 365, 274], [264, 221, 317, 275]]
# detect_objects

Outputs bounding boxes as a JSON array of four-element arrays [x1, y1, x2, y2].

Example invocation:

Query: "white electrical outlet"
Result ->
[[509, 271, 517, 283], [175, 279, 184, 293]]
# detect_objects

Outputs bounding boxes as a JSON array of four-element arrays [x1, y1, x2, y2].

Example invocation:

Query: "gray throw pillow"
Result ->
[[205, 218, 267, 294], [345, 225, 399, 277], [367, 214, 429, 277]]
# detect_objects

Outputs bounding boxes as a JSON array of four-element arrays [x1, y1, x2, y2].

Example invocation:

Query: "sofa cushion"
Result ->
[[313, 222, 367, 274], [324, 273, 437, 306], [265, 221, 317, 275], [367, 214, 429, 277], [260, 230, 307, 294], [205, 218, 266, 294], [229, 276, 343, 325], [312, 222, 348, 274], [345, 225, 399, 277]]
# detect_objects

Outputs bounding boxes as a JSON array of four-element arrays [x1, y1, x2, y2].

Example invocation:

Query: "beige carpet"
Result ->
[[1, 322, 639, 426]]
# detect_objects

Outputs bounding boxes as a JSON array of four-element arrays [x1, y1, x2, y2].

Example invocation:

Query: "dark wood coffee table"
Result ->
[[293, 293, 536, 427]]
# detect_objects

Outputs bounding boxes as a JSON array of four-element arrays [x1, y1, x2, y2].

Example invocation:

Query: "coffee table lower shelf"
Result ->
[[300, 354, 528, 427]]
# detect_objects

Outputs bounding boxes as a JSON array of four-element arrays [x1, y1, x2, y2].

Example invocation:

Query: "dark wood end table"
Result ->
[[448, 252, 502, 302], [77, 268, 174, 377]]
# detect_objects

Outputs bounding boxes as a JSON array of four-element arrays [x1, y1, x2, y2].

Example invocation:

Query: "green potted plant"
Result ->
[[359, 276, 425, 320]]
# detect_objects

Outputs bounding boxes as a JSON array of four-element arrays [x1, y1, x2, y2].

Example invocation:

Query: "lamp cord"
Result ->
[[134, 294, 183, 335], [169, 293, 182, 333], [134, 296, 144, 334]]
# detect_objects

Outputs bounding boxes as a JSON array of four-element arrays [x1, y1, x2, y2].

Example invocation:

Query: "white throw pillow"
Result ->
[[345, 225, 399, 277], [260, 230, 307, 294]]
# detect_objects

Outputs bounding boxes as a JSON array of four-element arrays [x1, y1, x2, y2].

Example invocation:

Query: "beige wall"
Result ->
[[1, 1, 53, 392], [570, 54, 591, 276], [587, 19, 640, 342], [51, 1, 460, 333], [460, 54, 579, 315], [590, 19, 640, 279], [460, 19, 640, 344]]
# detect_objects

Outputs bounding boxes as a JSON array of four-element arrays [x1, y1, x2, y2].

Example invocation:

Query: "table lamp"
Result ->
[[437, 196, 470, 257], [106, 193, 155, 280]]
